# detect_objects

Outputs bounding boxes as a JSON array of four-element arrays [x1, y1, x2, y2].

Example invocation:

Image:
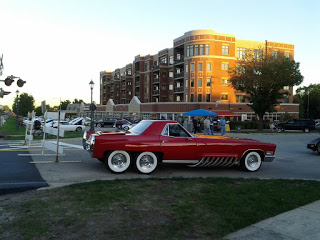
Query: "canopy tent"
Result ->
[[183, 109, 218, 117]]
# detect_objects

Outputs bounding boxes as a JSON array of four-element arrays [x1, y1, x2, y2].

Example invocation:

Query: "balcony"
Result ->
[[174, 72, 184, 79], [121, 76, 126, 81], [174, 87, 184, 92], [153, 90, 159, 95], [135, 81, 140, 87], [135, 71, 140, 76], [153, 78, 159, 84], [174, 57, 184, 65], [135, 92, 140, 96], [153, 65, 159, 71]]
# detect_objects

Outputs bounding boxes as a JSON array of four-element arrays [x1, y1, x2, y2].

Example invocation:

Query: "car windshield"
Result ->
[[129, 121, 152, 134]]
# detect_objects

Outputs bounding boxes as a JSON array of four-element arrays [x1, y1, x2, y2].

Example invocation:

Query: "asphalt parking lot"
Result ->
[[29, 131, 320, 189]]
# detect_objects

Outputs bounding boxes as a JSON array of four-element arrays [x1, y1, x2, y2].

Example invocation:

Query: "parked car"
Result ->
[[95, 118, 118, 128], [122, 123, 136, 131], [51, 121, 85, 132], [83, 120, 276, 174], [277, 119, 315, 133], [113, 119, 131, 129], [316, 123, 320, 131], [307, 138, 320, 154]]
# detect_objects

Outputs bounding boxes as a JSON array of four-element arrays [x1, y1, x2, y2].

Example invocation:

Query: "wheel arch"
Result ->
[[240, 149, 265, 161]]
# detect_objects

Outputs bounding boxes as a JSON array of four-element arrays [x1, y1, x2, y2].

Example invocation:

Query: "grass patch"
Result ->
[[1, 178, 320, 240]]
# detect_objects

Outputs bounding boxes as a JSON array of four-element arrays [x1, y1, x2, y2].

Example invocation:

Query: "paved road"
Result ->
[[0, 141, 48, 195], [26, 131, 320, 189]]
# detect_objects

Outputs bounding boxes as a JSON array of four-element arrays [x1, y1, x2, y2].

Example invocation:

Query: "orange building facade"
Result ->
[[99, 30, 298, 121]]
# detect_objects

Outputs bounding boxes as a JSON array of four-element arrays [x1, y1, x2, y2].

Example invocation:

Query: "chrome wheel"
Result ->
[[136, 152, 158, 174], [97, 123, 102, 128], [241, 152, 261, 172], [107, 151, 130, 173], [76, 127, 82, 132], [304, 128, 310, 133]]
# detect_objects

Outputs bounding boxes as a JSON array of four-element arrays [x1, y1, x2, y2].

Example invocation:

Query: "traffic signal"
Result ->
[[17, 79, 26, 87], [4, 77, 14, 86], [0, 88, 10, 98]]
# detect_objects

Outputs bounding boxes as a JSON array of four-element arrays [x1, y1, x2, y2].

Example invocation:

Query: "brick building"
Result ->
[[99, 29, 298, 121]]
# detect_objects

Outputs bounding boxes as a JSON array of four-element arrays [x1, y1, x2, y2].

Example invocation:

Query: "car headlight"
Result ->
[[266, 151, 274, 156]]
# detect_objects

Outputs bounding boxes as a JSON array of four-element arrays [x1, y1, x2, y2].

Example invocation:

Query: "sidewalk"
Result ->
[[225, 200, 320, 240]]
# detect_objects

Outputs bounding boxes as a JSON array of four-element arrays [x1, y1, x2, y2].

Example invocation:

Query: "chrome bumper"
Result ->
[[264, 155, 275, 162]]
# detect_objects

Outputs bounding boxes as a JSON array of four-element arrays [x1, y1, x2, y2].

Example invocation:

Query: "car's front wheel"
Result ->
[[136, 152, 158, 174], [241, 151, 262, 172], [107, 151, 131, 173], [76, 127, 82, 132], [316, 142, 320, 154], [304, 128, 310, 133]]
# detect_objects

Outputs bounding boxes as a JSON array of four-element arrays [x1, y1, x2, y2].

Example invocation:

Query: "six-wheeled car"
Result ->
[[83, 120, 276, 174]]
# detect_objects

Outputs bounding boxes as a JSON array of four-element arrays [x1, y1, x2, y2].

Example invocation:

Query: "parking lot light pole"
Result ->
[[89, 80, 95, 131], [16, 90, 20, 130]]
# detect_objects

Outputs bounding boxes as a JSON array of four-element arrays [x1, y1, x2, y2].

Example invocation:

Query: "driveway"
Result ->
[[28, 131, 320, 189]]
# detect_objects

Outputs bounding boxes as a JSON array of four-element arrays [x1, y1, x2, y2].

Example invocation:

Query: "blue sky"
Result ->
[[0, 0, 319, 107]]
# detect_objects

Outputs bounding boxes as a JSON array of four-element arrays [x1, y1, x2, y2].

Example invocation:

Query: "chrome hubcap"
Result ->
[[111, 153, 127, 169], [139, 155, 154, 169], [247, 155, 258, 168]]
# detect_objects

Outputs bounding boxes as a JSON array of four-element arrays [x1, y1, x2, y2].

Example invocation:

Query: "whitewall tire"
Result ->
[[136, 152, 158, 174], [107, 151, 131, 173], [241, 151, 262, 172]]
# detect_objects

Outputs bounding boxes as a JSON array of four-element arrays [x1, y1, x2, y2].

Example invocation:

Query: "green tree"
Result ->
[[60, 100, 71, 110], [35, 104, 55, 116], [12, 93, 35, 117], [295, 84, 320, 119], [2, 105, 10, 112], [228, 50, 303, 129], [73, 99, 85, 104]]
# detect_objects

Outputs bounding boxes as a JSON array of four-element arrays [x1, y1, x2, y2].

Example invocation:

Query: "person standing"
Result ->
[[210, 117, 214, 135], [220, 116, 226, 136], [192, 117, 198, 133], [204, 117, 210, 135]]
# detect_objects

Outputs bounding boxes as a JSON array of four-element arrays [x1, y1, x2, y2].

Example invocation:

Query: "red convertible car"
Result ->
[[83, 120, 276, 174]]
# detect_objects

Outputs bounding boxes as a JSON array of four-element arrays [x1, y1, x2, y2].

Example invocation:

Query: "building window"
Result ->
[[221, 78, 228, 85], [206, 94, 210, 102], [190, 94, 194, 102], [272, 51, 278, 58], [284, 52, 290, 59], [222, 45, 229, 55], [200, 44, 204, 55], [198, 78, 202, 87], [162, 71, 167, 77], [207, 62, 211, 71], [128, 91, 131, 95], [187, 46, 190, 57], [283, 86, 289, 90], [199, 62, 203, 71], [160, 56, 167, 64], [190, 45, 194, 56], [185, 79, 188, 88], [221, 93, 228, 101], [236, 94, 245, 103], [191, 63, 194, 72], [185, 64, 188, 72], [128, 81, 132, 85], [176, 95, 181, 102], [206, 78, 211, 87], [195, 45, 199, 55], [169, 71, 173, 78], [185, 94, 188, 102], [169, 84, 173, 90], [237, 48, 246, 59], [205, 44, 210, 55], [162, 85, 166, 90], [191, 79, 194, 87], [254, 49, 263, 60], [127, 69, 132, 75], [198, 94, 202, 102], [222, 63, 229, 70], [169, 56, 174, 65]]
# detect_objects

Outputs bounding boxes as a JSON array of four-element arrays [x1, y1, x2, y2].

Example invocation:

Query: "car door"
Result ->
[[159, 123, 198, 161]]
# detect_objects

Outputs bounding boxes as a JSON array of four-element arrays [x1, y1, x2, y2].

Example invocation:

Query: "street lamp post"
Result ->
[[89, 80, 95, 131], [16, 90, 20, 130]]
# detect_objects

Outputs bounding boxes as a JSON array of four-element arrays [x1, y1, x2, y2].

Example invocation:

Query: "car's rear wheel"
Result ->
[[317, 143, 320, 154], [107, 150, 131, 173], [241, 151, 262, 172], [277, 127, 283, 133], [123, 126, 129, 131], [304, 128, 310, 133], [76, 127, 82, 132], [136, 152, 158, 174]]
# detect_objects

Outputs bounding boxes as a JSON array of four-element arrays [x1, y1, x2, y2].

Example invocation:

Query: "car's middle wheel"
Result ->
[[107, 151, 131, 173], [316, 142, 320, 154], [136, 152, 158, 174], [241, 151, 262, 172]]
